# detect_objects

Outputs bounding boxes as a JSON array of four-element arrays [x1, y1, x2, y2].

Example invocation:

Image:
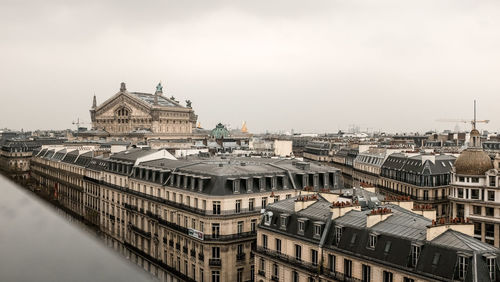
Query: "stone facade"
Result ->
[[88, 82, 197, 139], [30, 146, 342, 282]]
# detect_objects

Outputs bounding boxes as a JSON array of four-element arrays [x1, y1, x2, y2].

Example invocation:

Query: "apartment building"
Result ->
[[31, 146, 343, 282], [378, 153, 456, 218], [255, 192, 500, 282], [449, 128, 500, 247]]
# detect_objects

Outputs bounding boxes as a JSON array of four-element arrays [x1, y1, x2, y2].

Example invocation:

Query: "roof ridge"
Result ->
[[449, 229, 487, 250]]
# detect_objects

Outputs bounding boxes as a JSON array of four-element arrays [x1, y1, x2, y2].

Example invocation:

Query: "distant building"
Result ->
[[303, 141, 331, 162], [378, 153, 456, 218], [84, 82, 198, 140], [0, 138, 64, 179]]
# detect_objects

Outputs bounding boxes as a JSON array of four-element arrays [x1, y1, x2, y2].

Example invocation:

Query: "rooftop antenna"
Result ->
[[473, 99, 476, 130]]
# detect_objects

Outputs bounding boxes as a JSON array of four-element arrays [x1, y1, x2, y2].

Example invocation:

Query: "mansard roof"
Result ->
[[382, 153, 456, 175], [110, 148, 159, 163], [260, 193, 500, 282], [139, 157, 338, 177], [129, 92, 181, 107], [135, 157, 340, 196], [95, 86, 187, 114]]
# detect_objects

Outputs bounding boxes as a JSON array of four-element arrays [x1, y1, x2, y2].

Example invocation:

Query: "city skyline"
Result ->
[[1, 0, 500, 133]]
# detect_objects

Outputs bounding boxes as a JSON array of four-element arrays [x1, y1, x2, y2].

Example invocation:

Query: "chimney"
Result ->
[[412, 204, 436, 221], [294, 194, 318, 212], [120, 82, 127, 92], [426, 218, 474, 241], [331, 201, 361, 219], [366, 208, 393, 228]]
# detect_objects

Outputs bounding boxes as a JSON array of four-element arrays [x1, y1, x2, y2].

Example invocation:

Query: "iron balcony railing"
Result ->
[[256, 247, 364, 282], [123, 242, 196, 282], [86, 177, 262, 217], [236, 253, 246, 261], [209, 258, 221, 267], [377, 185, 448, 202], [157, 219, 256, 242], [130, 225, 151, 238], [255, 247, 319, 274], [322, 269, 364, 282]]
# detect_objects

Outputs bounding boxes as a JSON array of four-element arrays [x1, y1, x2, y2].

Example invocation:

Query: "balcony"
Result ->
[[93, 179, 262, 217], [377, 184, 449, 203], [198, 253, 204, 261], [123, 203, 138, 212], [130, 225, 151, 238], [258, 270, 266, 277], [271, 275, 279, 281], [255, 247, 318, 274], [322, 269, 363, 282], [236, 253, 246, 261], [157, 220, 256, 242], [209, 258, 221, 267]]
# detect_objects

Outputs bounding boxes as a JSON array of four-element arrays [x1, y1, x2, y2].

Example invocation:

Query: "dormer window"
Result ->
[[232, 179, 240, 194], [484, 254, 497, 281], [297, 218, 307, 235], [280, 214, 288, 230], [313, 222, 323, 239], [368, 233, 378, 249], [264, 212, 273, 226], [335, 226, 343, 245], [410, 243, 422, 267], [298, 221, 305, 235], [458, 254, 470, 280]]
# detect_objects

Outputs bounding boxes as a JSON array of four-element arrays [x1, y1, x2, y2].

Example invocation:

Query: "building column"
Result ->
[[481, 222, 486, 242], [495, 224, 500, 248]]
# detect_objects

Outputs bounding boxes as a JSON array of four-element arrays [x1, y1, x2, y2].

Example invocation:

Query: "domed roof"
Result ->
[[454, 149, 493, 175], [210, 123, 229, 139]]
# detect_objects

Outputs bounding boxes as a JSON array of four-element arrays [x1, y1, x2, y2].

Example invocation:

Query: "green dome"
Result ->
[[211, 123, 229, 139]]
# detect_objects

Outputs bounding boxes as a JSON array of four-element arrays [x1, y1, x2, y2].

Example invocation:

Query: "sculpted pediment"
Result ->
[[96, 93, 151, 117]]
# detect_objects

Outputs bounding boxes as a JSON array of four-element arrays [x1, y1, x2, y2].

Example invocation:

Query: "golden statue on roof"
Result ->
[[241, 121, 248, 133]]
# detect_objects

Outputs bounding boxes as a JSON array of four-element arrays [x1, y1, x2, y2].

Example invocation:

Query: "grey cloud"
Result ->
[[1, 0, 500, 133]]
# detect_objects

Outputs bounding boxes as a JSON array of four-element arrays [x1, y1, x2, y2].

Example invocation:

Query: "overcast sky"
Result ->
[[1, 0, 499, 134]]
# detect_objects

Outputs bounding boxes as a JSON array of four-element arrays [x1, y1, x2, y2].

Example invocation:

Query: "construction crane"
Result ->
[[436, 100, 489, 130], [72, 118, 90, 131]]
